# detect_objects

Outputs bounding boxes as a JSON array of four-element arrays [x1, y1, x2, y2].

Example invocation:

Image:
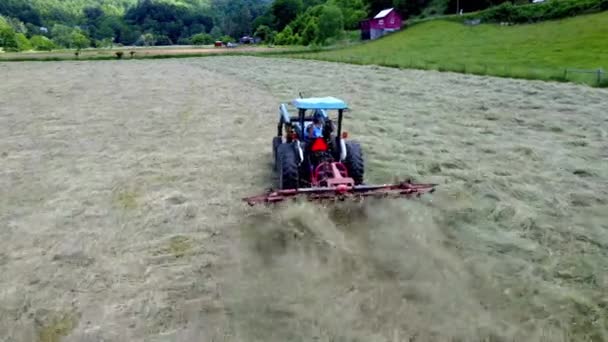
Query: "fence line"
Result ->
[[564, 68, 604, 85]]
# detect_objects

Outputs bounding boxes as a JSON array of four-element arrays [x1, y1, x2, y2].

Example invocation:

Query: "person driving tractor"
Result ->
[[306, 109, 336, 141], [306, 110, 325, 139], [304, 110, 327, 154]]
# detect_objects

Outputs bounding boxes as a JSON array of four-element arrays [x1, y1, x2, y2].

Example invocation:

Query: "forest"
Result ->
[[0, 0, 520, 51]]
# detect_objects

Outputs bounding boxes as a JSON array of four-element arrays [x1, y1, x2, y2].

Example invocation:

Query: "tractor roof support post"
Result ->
[[337, 109, 344, 157], [298, 108, 306, 189]]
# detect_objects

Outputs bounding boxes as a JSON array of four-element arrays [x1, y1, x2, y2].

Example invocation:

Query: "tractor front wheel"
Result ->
[[277, 143, 299, 190], [344, 141, 364, 185]]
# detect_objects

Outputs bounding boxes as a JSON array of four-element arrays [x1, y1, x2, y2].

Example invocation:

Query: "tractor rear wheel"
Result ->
[[277, 143, 299, 190], [344, 141, 364, 185], [272, 136, 282, 171]]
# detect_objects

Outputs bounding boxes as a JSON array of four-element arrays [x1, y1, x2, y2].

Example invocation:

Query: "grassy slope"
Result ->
[[296, 11, 608, 85]]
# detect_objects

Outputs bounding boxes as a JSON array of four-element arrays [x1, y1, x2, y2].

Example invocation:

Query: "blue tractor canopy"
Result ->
[[278, 96, 348, 142], [291, 97, 348, 110]]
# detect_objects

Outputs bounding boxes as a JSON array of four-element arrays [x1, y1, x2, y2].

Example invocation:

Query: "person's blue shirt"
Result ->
[[311, 126, 323, 138]]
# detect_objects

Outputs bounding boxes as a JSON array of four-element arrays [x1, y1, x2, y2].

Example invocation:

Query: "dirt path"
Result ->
[[1, 57, 607, 341]]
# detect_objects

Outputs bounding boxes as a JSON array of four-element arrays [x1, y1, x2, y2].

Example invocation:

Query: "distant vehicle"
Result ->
[[532, 0, 545, 3], [239, 36, 255, 44]]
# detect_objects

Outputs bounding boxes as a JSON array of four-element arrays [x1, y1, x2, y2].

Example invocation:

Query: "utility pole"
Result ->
[[457, 0, 460, 14]]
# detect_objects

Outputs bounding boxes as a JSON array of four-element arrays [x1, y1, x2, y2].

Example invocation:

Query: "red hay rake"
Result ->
[[243, 161, 436, 206]]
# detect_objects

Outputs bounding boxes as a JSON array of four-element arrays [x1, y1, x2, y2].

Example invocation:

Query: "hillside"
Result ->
[[0, 0, 269, 49], [295, 11, 608, 85], [1, 0, 214, 25]]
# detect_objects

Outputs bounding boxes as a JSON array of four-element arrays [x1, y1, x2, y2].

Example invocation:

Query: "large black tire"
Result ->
[[277, 143, 299, 190], [344, 141, 364, 185], [272, 136, 282, 171]]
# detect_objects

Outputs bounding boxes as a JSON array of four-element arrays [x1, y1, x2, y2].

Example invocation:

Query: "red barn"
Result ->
[[360, 8, 403, 41]]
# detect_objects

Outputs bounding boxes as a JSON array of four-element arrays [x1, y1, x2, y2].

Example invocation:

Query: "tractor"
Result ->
[[243, 96, 436, 205]]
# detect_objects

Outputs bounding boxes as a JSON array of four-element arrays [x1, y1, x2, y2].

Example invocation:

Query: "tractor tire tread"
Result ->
[[277, 143, 299, 190], [345, 141, 364, 185], [272, 136, 282, 171]]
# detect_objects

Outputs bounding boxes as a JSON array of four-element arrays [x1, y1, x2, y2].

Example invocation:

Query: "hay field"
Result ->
[[1, 57, 607, 342]]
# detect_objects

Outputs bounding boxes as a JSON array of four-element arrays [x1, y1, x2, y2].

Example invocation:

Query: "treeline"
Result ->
[[2, 0, 604, 52], [0, 0, 403, 50], [465, 0, 608, 23], [250, 0, 526, 46], [0, 0, 270, 51]]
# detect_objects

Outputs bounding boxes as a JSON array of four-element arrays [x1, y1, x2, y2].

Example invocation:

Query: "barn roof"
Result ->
[[292, 97, 348, 110], [374, 8, 395, 19]]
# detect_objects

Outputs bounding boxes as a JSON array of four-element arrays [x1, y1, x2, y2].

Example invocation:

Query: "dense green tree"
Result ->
[[393, 0, 430, 16], [0, 28, 19, 51], [155, 34, 172, 45], [212, 0, 258, 38], [0, 0, 275, 47], [0, 0, 42, 26], [317, 4, 343, 43], [254, 24, 273, 41], [71, 31, 90, 48], [301, 17, 319, 45], [30, 35, 55, 50], [329, 0, 367, 29], [15, 32, 32, 50], [134, 32, 156, 46], [50, 24, 73, 47], [252, 12, 274, 31], [274, 25, 294, 44], [0, 17, 19, 51], [210, 26, 223, 39], [363, 0, 393, 15], [83, 6, 104, 22], [190, 32, 214, 44], [271, 0, 304, 30], [220, 34, 235, 43]]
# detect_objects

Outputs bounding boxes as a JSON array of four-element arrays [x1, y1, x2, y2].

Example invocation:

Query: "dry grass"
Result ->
[[0, 46, 290, 61], [0, 57, 607, 341]]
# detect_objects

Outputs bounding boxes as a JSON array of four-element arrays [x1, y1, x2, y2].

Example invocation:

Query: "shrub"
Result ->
[[0, 26, 18, 52], [292, 33, 302, 45], [275, 26, 294, 45], [190, 33, 213, 45], [317, 5, 344, 44], [301, 18, 319, 45], [71, 31, 90, 49], [177, 37, 191, 45], [475, 0, 606, 24], [30, 35, 55, 51], [154, 35, 172, 46], [15, 32, 31, 51], [135, 33, 156, 46], [254, 25, 273, 42], [115, 51, 124, 59], [220, 35, 234, 43]]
